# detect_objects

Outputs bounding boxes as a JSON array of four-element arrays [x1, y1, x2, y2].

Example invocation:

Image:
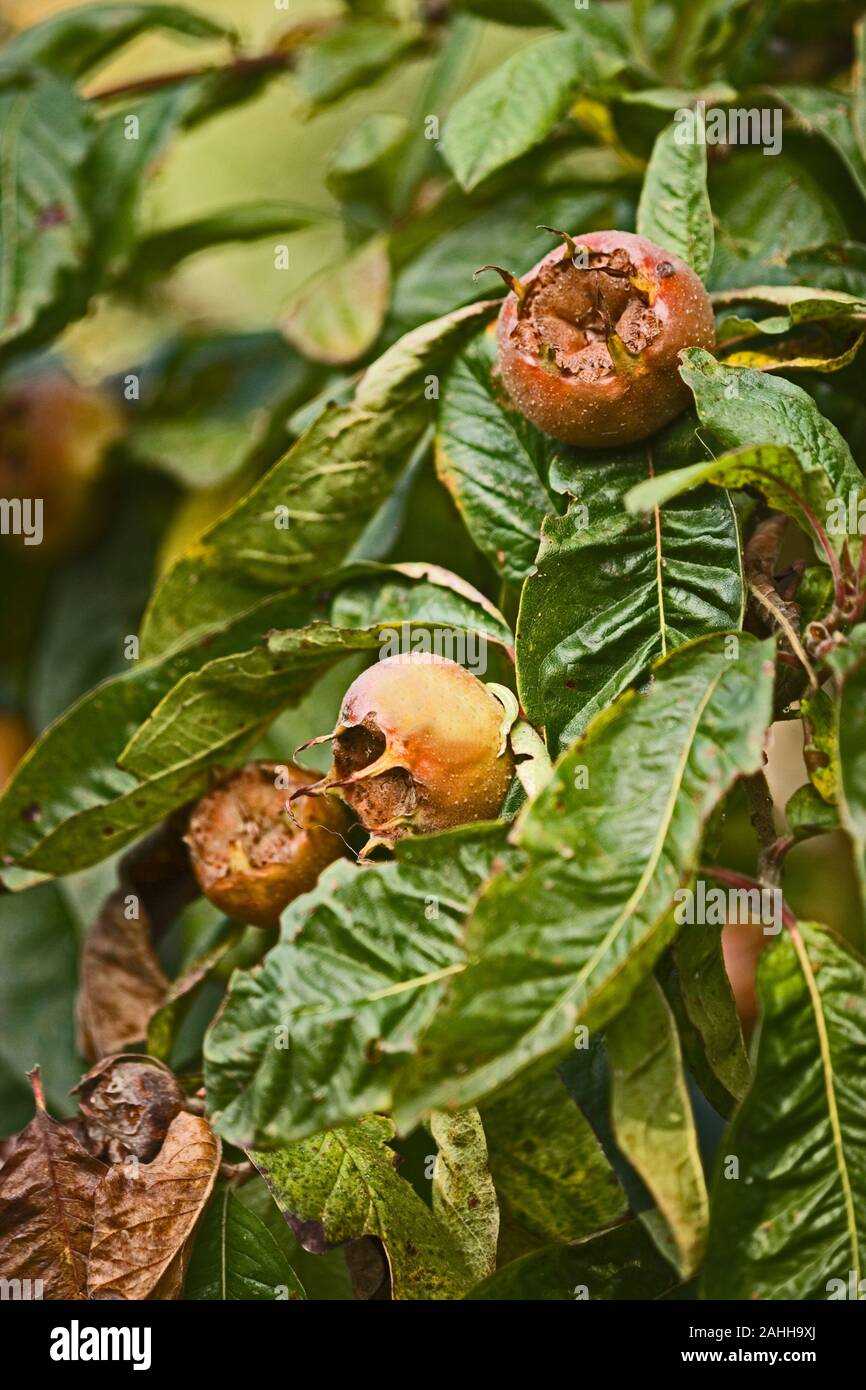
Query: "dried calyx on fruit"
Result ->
[[481, 228, 715, 447], [293, 653, 515, 846], [185, 761, 349, 928], [73, 1055, 185, 1164]]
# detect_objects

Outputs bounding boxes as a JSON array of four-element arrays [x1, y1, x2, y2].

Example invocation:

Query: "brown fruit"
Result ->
[[296, 653, 515, 843], [0, 372, 124, 555], [489, 229, 715, 447], [74, 1055, 185, 1164], [185, 761, 349, 927]]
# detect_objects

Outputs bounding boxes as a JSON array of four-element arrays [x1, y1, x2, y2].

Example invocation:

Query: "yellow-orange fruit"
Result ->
[[496, 229, 715, 447], [185, 761, 349, 928], [297, 653, 515, 842]]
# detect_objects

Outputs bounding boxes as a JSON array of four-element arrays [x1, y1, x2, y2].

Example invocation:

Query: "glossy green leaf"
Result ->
[[281, 235, 391, 365], [0, 3, 231, 80], [785, 782, 839, 839], [518, 415, 744, 751], [392, 633, 776, 1124], [440, 32, 625, 192], [435, 332, 560, 586], [637, 119, 713, 280], [703, 923, 866, 1299], [249, 1114, 473, 1300], [139, 299, 496, 656], [480, 1070, 626, 1258], [466, 1220, 679, 1300], [186, 1184, 305, 1300], [204, 825, 510, 1147], [0, 73, 91, 352], [430, 1108, 498, 1283], [607, 977, 709, 1279]]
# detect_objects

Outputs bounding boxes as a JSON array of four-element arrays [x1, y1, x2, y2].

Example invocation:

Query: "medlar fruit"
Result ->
[[295, 653, 515, 844], [484, 228, 715, 447], [185, 761, 349, 927]]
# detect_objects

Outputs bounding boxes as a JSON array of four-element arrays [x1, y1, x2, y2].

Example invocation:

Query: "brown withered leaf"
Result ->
[[0, 1069, 107, 1299], [87, 1110, 221, 1300], [76, 892, 170, 1060], [76, 811, 198, 1060], [74, 1054, 185, 1164]]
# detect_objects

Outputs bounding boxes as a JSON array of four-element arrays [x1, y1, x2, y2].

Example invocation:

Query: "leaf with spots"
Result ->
[[249, 1114, 473, 1300]]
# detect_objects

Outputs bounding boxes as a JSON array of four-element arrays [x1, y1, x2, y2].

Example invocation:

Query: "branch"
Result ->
[[87, 50, 297, 102]]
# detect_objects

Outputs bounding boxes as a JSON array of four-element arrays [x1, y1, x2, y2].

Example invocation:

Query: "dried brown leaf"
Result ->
[[87, 1110, 220, 1300], [0, 1070, 107, 1299]]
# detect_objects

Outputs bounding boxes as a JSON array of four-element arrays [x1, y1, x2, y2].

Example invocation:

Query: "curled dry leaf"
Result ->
[[76, 813, 198, 1059], [74, 1054, 186, 1164], [0, 1070, 107, 1300], [87, 1110, 221, 1301]]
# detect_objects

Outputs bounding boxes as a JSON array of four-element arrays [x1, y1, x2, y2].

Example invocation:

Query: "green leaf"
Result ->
[[625, 349, 864, 565], [121, 202, 319, 284], [518, 415, 744, 751], [785, 782, 839, 839], [430, 1108, 499, 1283], [392, 633, 776, 1124], [281, 235, 391, 366], [0, 3, 231, 80], [186, 1184, 305, 1300], [295, 20, 423, 109], [637, 119, 714, 280], [0, 591, 310, 879], [0, 74, 91, 352], [204, 825, 510, 1147], [713, 282, 866, 327], [124, 332, 318, 490], [480, 1071, 626, 1257], [249, 1114, 473, 1300], [139, 299, 496, 657], [466, 1220, 680, 1300], [606, 977, 709, 1279], [663, 919, 750, 1115], [440, 32, 625, 192], [0, 882, 83, 1131], [778, 86, 866, 202], [703, 923, 866, 1299], [435, 332, 560, 586], [708, 150, 848, 291]]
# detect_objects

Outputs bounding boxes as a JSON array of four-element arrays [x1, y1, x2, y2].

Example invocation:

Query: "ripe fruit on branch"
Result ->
[[0, 372, 123, 554], [185, 761, 349, 928], [482, 229, 715, 447], [295, 653, 515, 844]]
